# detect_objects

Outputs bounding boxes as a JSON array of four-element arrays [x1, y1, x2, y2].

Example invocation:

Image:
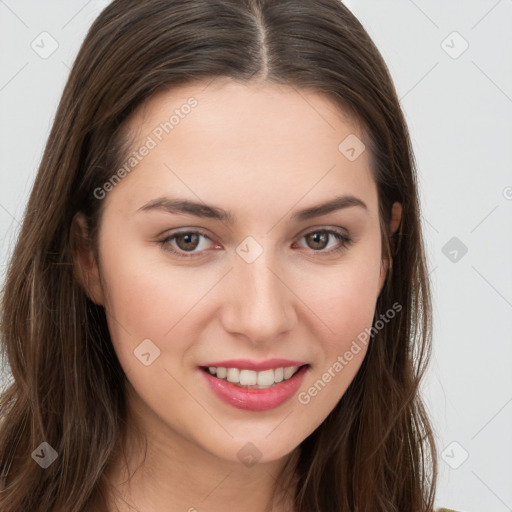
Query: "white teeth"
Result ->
[[283, 367, 296, 380], [226, 368, 240, 383], [206, 365, 301, 387], [257, 369, 274, 386], [239, 369, 257, 386]]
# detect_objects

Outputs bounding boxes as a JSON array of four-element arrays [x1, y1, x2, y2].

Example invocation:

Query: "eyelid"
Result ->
[[158, 226, 353, 258], [293, 227, 352, 254], [297, 224, 350, 238]]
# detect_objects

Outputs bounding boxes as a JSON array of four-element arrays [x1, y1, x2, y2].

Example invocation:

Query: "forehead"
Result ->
[[113, 78, 377, 216], [131, 78, 363, 147]]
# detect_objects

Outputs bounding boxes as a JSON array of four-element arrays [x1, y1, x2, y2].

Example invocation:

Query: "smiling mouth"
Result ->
[[199, 364, 309, 389]]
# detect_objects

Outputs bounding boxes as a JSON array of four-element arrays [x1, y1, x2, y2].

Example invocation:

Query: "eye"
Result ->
[[159, 230, 217, 257], [158, 228, 353, 258], [295, 229, 352, 255]]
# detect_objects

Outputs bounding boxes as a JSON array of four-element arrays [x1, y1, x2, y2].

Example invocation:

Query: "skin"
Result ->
[[75, 77, 402, 512]]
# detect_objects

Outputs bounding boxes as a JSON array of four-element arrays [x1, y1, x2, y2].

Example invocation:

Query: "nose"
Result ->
[[220, 251, 296, 346]]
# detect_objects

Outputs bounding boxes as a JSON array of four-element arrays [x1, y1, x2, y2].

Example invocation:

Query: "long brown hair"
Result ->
[[0, 0, 437, 510]]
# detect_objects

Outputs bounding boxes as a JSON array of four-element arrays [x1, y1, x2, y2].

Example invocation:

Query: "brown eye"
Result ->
[[159, 230, 215, 257], [297, 229, 353, 255], [174, 232, 201, 251], [305, 231, 329, 250]]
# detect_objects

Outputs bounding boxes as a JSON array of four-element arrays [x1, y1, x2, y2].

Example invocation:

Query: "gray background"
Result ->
[[1, 1, 511, 511]]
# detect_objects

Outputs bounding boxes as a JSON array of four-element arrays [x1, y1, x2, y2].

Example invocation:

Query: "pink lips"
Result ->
[[200, 358, 307, 371], [198, 359, 309, 412]]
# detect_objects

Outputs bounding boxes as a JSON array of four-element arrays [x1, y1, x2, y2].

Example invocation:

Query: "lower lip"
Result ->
[[199, 365, 309, 411]]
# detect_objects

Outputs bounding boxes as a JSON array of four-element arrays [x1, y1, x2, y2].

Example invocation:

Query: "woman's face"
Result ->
[[82, 78, 393, 465]]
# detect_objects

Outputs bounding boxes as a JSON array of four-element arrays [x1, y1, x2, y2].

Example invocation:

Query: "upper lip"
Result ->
[[200, 358, 308, 371]]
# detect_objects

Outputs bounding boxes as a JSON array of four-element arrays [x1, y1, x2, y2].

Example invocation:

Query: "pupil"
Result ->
[[178, 233, 198, 251], [309, 232, 327, 250]]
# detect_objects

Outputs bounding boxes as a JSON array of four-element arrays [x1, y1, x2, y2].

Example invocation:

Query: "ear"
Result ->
[[378, 202, 402, 295], [71, 213, 105, 305]]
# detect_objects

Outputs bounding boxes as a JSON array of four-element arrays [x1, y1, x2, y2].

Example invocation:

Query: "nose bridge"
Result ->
[[222, 243, 295, 343]]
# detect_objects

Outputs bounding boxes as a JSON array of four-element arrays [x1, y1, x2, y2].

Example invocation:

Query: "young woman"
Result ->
[[0, 0, 448, 510]]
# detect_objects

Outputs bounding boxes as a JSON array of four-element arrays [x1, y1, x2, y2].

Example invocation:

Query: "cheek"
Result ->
[[97, 240, 201, 360], [301, 252, 382, 341], [309, 272, 376, 326], [294, 260, 380, 416], [99, 224, 382, 359]]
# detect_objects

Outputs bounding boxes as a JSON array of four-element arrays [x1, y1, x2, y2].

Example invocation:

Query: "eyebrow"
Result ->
[[138, 194, 368, 223]]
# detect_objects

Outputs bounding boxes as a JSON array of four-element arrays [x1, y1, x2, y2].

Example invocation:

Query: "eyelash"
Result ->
[[158, 228, 353, 258]]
